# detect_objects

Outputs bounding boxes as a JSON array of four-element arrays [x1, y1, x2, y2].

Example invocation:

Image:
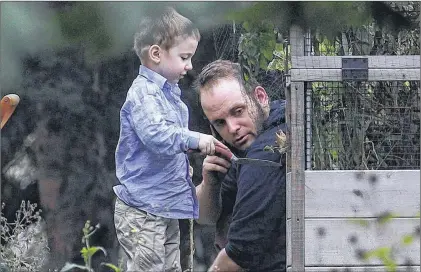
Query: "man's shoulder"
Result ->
[[247, 124, 286, 163], [271, 99, 286, 109], [253, 123, 285, 148]]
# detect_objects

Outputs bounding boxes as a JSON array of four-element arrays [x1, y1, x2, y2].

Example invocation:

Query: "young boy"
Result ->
[[113, 7, 221, 272]]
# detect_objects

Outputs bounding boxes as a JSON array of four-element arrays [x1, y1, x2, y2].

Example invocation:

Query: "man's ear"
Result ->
[[254, 86, 269, 105], [148, 45, 161, 64]]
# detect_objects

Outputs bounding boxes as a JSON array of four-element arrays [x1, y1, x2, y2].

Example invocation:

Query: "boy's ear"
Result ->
[[148, 45, 161, 64]]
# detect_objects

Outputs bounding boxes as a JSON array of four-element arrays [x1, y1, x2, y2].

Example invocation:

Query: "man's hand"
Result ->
[[208, 249, 242, 272], [196, 141, 232, 225], [202, 143, 232, 186]]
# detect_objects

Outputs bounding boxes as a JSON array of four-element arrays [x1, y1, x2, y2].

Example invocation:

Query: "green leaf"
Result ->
[[401, 234, 414, 246], [243, 21, 250, 32], [376, 212, 397, 225], [348, 218, 369, 228], [364, 246, 391, 260], [263, 145, 275, 152], [385, 259, 397, 272], [259, 55, 267, 70], [275, 43, 284, 52], [329, 149, 338, 161], [243, 73, 249, 81], [101, 263, 122, 272], [261, 48, 273, 60], [81, 246, 107, 263], [60, 262, 89, 272], [267, 58, 283, 71], [267, 38, 276, 50], [247, 44, 258, 57]]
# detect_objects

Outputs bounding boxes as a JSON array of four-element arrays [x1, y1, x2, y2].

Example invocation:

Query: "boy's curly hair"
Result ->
[[134, 7, 200, 61]]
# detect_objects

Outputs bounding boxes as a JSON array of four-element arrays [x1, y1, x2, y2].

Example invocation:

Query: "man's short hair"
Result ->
[[194, 60, 260, 98], [133, 6, 200, 61]]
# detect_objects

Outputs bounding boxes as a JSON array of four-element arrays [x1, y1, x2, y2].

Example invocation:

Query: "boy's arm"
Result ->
[[128, 86, 200, 155]]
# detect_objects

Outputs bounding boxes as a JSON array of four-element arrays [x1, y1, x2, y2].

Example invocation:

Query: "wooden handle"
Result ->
[[3, 94, 20, 106], [1, 94, 20, 129], [215, 145, 235, 161], [188, 144, 236, 161]]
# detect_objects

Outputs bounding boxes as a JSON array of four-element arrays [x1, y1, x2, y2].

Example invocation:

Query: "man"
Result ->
[[195, 60, 287, 272]]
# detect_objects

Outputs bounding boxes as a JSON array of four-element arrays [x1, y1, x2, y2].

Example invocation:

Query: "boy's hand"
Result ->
[[198, 133, 220, 155]]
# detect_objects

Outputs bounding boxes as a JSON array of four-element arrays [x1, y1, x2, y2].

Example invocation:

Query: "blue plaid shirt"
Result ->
[[114, 65, 200, 219]]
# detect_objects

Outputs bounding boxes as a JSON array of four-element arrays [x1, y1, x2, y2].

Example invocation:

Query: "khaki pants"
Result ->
[[114, 198, 182, 272]]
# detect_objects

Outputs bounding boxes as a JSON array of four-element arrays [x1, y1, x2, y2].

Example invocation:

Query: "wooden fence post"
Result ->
[[287, 24, 306, 272]]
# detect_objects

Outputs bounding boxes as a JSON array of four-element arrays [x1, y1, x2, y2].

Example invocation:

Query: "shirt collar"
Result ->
[[138, 65, 180, 95]]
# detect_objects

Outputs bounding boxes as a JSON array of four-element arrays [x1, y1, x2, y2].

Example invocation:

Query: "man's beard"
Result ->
[[247, 95, 267, 136]]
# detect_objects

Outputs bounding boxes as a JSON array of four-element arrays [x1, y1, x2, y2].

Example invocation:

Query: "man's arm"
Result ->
[[208, 249, 242, 272], [223, 149, 286, 270], [196, 179, 221, 225], [195, 154, 231, 225]]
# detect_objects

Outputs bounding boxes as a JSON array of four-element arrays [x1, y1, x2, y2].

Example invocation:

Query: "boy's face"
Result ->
[[157, 36, 198, 84]]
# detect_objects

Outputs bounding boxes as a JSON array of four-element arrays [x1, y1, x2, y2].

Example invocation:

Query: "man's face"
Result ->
[[200, 78, 269, 151], [157, 36, 198, 84]]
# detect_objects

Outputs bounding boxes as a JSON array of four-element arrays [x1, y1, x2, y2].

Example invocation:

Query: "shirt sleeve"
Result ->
[[128, 83, 200, 155], [224, 150, 286, 269]]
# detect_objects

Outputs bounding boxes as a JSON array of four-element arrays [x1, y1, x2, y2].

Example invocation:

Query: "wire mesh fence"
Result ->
[[307, 80, 420, 170], [305, 1, 420, 57], [306, 25, 420, 57], [301, 3, 420, 170]]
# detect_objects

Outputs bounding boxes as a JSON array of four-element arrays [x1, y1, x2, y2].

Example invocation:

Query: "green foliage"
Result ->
[[0, 2, 66, 90], [238, 21, 275, 78], [348, 209, 419, 271], [313, 34, 340, 56], [401, 234, 414, 246], [310, 16, 420, 170], [60, 220, 121, 272], [348, 218, 370, 228], [0, 201, 49, 272], [311, 82, 347, 170], [349, 212, 419, 272], [345, 174, 420, 272], [55, 2, 113, 65], [300, 2, 372, 39], [238, 20, 290, 81], [227, 2, 372, 40], [377, 212, 398, 225], [264, 130, 288, 155], [268, 43, 291, 71], [101, 263, 121, 272], [363, 247, 396, 272]]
